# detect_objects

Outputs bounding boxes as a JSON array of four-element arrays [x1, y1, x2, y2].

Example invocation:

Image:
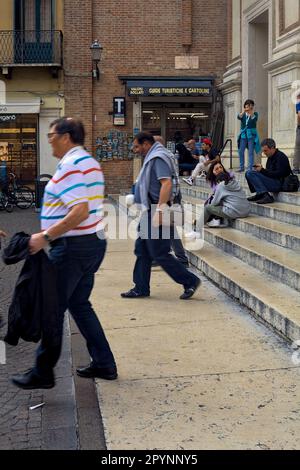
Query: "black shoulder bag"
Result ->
[[281, 171, 300, 192]]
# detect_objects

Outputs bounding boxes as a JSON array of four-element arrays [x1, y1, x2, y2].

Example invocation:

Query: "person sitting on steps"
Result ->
[[204, 172, 250, 228], [245, 138, 292, 205], [182, 138, 220, 186]]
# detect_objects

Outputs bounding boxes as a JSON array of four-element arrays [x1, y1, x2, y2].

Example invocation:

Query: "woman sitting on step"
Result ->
[[206, 161, 232, 191], [188, 162, 237, 236], [204, 172, 250, 228]]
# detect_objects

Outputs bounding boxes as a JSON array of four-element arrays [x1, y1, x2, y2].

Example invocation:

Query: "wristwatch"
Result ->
[[42, 230, 52, 243]]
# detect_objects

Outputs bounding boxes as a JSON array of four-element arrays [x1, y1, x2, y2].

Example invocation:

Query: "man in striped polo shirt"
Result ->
[[12, 118, 117, 390]]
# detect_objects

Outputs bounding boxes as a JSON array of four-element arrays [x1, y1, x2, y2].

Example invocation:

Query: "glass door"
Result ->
[[0, 114, 38, 183], [14, 0, 54, 63], [142, 105, 162, 136]]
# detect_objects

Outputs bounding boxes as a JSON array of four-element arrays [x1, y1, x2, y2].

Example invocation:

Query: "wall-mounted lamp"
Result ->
[[90, 39, 103, 80]]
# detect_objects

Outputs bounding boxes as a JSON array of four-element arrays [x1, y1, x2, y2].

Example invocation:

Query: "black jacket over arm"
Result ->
[[261, 149, 292, 180], [2, 232, 59, 346]]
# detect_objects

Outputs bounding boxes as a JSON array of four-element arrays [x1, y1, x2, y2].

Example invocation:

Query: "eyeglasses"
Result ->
[[47, 132, 64, 139]]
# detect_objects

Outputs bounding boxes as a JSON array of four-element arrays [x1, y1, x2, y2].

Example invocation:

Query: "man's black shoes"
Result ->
[[247, 193, 265, 202], [180, 278, 201, 300], [11, 369, 55, 390], [255, 193, 274, 204], [76, 365, 118, 380], [121, 289, 150, 298]]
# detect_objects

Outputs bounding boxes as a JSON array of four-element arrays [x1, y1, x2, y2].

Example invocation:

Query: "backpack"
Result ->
[[281, 172, 300, 192], [167, 151, 182, 205]]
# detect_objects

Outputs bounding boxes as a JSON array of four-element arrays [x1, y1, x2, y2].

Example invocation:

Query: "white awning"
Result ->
[[0, 95, 40, 114]]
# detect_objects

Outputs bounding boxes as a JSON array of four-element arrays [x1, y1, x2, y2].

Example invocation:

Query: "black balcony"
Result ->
[[0, 30, 63, 66]]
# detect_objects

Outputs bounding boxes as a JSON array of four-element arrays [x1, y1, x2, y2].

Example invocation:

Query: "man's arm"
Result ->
[[204, 155, 221, 167], [29, 202, 89, 254], [260, 154, 290, 179], [153, 178, 172, 227], [158, 178, 172, 207]]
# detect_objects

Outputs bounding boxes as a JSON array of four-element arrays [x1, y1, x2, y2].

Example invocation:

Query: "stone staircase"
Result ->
[[180, 174, 300, 343]]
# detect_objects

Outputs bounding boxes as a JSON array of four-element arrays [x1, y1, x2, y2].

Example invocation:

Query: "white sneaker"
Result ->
[[207, 218, 221, 227], [185, 230, 199, 240], [199, 171, 207, 178], [182, 177, 193, 186]]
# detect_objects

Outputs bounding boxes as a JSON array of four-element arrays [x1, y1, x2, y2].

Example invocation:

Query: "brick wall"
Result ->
[[101, 160, 133, 195], [64, 0, 229, 193], [63, 0, 93, 150]]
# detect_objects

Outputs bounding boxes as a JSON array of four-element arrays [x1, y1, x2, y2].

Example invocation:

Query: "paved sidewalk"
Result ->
[[0, 209, 77, 450], [93, 236, 300, 450]]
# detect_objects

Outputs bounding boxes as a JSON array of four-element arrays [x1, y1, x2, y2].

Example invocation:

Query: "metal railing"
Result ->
[[219, 139, 233, 169], [0, 30, 63, 65]]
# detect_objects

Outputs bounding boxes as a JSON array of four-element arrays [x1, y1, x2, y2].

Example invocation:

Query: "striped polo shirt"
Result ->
[[41, 146, 104, 237]]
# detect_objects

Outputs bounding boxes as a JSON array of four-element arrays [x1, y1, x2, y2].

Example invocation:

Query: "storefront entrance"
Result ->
[[0, 114, 38, 183], [142, 102, 212, 151]]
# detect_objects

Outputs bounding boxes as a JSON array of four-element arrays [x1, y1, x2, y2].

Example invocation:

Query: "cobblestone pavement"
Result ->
[[0, 209, 51, 450], [0, 208, 105, 450]]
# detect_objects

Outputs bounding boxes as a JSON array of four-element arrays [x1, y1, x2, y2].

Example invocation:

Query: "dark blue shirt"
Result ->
[[135, 158, 172, 204]]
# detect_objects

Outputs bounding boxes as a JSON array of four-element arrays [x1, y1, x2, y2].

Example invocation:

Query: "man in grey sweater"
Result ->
[[121, 132, 200, 300]]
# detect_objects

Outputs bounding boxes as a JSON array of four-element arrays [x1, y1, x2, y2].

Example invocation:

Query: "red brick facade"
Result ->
[[64, 0, 229, 194]]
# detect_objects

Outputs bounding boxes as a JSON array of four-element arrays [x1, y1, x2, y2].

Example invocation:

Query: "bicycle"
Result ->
[[0, 187, 13, 212], [7, 173, 34, 209]]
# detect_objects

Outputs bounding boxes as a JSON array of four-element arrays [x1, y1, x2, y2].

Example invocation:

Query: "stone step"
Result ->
[[182, 192, 300, 250], [186, 241, 300, 342], [182, 195, 300, 291], [203, 227, 300, 292], [182, 189, 300, 226], [233, 216, 300, 251], [183, 177, 300, 206]]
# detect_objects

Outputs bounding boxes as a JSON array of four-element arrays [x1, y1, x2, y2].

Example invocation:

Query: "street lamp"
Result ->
[[90, 40, 103, 80]]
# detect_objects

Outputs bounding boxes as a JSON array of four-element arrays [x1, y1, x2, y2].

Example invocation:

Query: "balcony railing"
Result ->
[[0, 30, 63, 66]]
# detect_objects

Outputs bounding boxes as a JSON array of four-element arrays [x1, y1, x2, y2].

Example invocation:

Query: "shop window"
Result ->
[[0, 114, 38, 183]]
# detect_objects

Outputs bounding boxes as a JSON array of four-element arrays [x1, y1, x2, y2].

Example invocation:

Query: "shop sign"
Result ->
[[0, 114, 16, 122], [128, 84, 211, 97], [113, 97, 126, 126]]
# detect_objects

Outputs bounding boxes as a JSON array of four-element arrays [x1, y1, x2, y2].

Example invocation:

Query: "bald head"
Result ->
[[154, 135, 164, 145]]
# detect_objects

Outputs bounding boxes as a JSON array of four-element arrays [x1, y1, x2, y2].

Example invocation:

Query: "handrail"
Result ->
[[219, 139, 233, 169]]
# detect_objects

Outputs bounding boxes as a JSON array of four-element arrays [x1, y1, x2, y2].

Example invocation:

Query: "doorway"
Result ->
[[0, 114, 38, 182], [142, 102, 212, 150], [14, 0, 54, 64], [248, 10, 269, 141]]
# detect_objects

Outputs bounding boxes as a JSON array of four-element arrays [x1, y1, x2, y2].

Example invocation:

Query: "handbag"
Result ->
[[281, 172, 300, 192]]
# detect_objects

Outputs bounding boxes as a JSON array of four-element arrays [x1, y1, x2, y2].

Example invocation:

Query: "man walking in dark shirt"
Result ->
[[245, 138, 292, 204]]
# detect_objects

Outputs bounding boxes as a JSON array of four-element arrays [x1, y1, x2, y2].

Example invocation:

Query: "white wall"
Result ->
[[284, 0, 300, 29], [39, 109, 61, 176], [271, 69, 298, 153], [232, 0, 241, 59]]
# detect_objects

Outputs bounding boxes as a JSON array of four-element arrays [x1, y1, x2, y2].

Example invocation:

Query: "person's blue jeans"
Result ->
[[239, 138, 255, 171], [132, 211, 197, 295], [35, 234, 116, 377], [179, 162, 198, 175], [245, 170, 282, 194], [170, 225, 189, 265]]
